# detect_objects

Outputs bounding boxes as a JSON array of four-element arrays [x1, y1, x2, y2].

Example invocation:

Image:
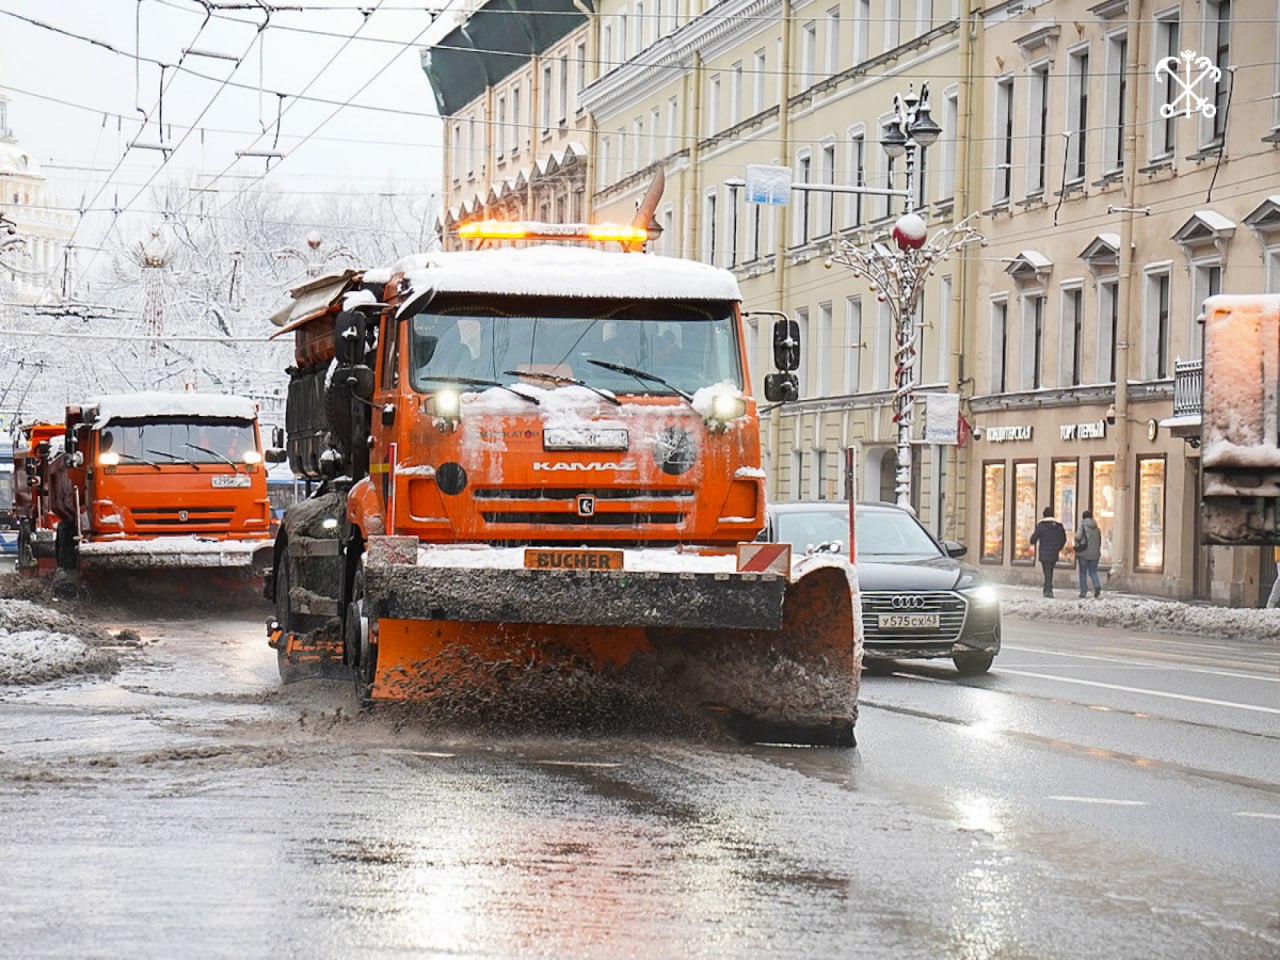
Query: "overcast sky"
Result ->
[[0, 0, 446, 218]]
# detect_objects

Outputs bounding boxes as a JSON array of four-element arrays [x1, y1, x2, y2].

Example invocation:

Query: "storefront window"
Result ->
[[1091, 458, 1116, 565], [1013, 460, 1038, 563], [981, 462, 1006, 561], [1136, 455, 1166, 572], [1053, 460, 1079, 563]]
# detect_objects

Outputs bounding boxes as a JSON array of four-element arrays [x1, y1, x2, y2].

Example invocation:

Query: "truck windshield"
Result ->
[[408, 296, 743, 399], [100, 418, 258, 466]]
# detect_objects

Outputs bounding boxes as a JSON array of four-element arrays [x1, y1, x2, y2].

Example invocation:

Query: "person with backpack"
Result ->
[[1029, 506, 1067, 598], [1075, 509, 1103, 599]]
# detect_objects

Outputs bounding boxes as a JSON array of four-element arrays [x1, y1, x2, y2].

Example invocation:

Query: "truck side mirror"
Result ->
[[334, 310, 367, 365], [264, 448, 288, 464], [763, 373, 799, 403], [772, 318, 800, 372]]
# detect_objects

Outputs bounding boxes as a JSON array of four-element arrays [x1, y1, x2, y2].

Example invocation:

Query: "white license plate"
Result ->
[[211, 474, 251, 489], [877, 613, 940, 630]]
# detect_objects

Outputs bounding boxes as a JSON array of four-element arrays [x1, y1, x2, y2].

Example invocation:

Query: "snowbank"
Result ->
[[0, 599, 121, 684], [1001, 593, 1280, 645]]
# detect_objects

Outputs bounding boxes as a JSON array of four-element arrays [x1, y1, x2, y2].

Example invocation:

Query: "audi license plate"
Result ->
[[877, 613, 940, 630]]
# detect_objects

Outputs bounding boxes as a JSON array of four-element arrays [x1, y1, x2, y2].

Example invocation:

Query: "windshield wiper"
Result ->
[[184, 443, 238, 470], [114, 452, 161, 470], [418, 375, 540, 405], [147, 448, 202, 470], [501, 369, 620, 406], [585, 359, 693, 401]]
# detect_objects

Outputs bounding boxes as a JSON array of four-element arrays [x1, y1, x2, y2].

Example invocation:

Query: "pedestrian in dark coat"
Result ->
[[1029, 506, 1067, 598], [1075, 510, 1103, 598]]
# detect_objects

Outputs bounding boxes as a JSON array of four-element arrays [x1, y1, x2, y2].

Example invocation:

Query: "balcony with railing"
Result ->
[[1162, 357, 1203, 446]]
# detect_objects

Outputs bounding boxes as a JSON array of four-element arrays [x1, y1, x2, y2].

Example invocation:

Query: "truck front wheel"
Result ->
[[347, 563, 376, 702], [54, 521, 78, 570]]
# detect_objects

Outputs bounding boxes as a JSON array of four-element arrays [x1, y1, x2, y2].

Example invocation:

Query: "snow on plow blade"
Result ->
[[77, 536, 273, 573], [361, 538, 860, 746]]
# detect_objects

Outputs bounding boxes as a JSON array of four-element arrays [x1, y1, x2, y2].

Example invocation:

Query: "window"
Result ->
[[730, 62, 743, 126], [795, 151, 812, 246], [615, 127, 625, 181], [995, 77, 1014, 203], [599, 136, 612, 190], [667, 97, 677, 155], [1152, 15, 1179, 158], [795, 306, 810, 396], [1062, 285, 1084, 386], [939, 88, 958, 201], [882, 154, 896, 219], [634, 1, 645, 52], [801, 22, 817, 89], [704, 190, 718, 265], [511, 86, 521, 155], [825, 7, 840, 76], [1090, 458, 1116, 564], [753, 49, 767, 114], [885, 0, 900, 50], [558, 54, 568, 123], [816, 301, 833, 395], [1099, 278, 1119, 381], [1023, 294, 1045, 389], [602, 25, 613, 68], [844, 295, 863, 393], [1028, 62, 1049, 195], [634, 118, 644, 171], [991, 298, 1009, 393], [728, 184, 740, 267], [650, 107, 660, 164], [936, 275, 952, 383], [496, 97, 506, 159], [576, 41, 587, 97], [1067, 47, 1089, 182], [791, 448, 804, 500], [1053, 460, 1079, 563], [451, 122, 462, 180], [1145, 269, 1171, 379], [818, 141, 836, 237], [1190, 261, 1221, 360], [541, 64, 553, 134], [814, 448, 829, 500], [981, 462, 1007, 562], [1105, 33, 1127, 173], [1013, 460, 1038, 563], [850, 131, 866, 226], [467, 114, 476, 177], [855, 0, 870, 62], [708, 75, 720, 136], [874, 300, 892, 389], [1135, 455, 1166, 572], [1205, 0, 1231, 145]]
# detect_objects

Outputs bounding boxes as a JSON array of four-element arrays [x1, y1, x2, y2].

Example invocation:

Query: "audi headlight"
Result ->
[[961, 583, 1000, 607]]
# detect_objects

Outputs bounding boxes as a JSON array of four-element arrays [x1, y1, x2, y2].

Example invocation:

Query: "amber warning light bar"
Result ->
[[457, 219, 651, 245]]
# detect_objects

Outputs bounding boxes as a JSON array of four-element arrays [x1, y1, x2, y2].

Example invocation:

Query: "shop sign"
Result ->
[[1060, 420, 1107, 441], [986, 425, 1033, 443]]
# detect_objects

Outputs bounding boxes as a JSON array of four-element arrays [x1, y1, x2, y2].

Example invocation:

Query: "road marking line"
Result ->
[[1047, 796, 1148, 806], [997, 668, 1280, 715], [537, 760, 622, 768], [1233, 811, 1280, 820], [1001, 645, 1280, 683]]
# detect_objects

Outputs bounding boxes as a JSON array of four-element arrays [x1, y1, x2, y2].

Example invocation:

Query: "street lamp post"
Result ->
[[827, 82, 982, 511]]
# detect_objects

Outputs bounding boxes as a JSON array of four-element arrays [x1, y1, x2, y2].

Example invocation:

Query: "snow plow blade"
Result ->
[[358, 539, 860, 746], [76, 537, 274, 574]]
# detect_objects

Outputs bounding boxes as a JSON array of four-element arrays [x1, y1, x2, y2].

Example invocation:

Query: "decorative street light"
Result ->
[[827, 82, 982, 510]]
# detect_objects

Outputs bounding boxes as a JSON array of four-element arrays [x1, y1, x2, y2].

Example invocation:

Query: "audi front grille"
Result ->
[[860, 590, 968, 644]]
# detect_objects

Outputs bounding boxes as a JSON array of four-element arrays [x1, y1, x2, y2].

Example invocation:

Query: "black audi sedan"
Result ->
[[763, 501, 1001, 675]]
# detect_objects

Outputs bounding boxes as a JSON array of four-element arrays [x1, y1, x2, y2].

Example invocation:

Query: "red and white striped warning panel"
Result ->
[[736, 542, 792, 574]]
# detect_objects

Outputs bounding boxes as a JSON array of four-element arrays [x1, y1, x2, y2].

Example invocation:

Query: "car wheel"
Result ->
[[953, 652, 994, 676]]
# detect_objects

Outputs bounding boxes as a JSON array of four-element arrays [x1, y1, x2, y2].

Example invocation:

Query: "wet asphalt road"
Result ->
[[0, 605, 1277, 959]]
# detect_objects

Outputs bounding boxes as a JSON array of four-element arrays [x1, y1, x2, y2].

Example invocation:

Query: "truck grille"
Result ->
[[129, 506, 236, 532], [860, 590, 967, 645], [474, 487, 693, 527]]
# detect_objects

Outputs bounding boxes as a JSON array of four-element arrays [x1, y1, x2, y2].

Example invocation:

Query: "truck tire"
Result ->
[[274, 548, 304, 684], [346, 563, 375, 702]]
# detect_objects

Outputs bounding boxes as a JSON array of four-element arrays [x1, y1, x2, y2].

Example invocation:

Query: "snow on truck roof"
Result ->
[[91, 392, 258, 427], [392, 246, 742, 305]]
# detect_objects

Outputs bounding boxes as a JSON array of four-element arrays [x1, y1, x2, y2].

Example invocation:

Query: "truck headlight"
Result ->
[[431, 389, 461, 419], [704, 391, 746, 434]]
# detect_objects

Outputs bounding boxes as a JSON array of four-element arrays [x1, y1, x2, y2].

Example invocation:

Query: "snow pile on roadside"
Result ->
[[0, 599, 121, 684], [1001, 595, 1280, 644]]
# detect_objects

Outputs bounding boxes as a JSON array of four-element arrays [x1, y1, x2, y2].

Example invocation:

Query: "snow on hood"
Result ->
[[393, 246, 742, 305], [91, 392, 258, 426]]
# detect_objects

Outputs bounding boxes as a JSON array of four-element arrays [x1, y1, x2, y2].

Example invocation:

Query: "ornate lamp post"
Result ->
[[827, 83, 982, 510]]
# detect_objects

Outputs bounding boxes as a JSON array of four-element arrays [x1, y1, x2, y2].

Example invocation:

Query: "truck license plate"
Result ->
[[877, 613, 939, 630], [211, 474, 251, 488], [524, 548, 624, 571]]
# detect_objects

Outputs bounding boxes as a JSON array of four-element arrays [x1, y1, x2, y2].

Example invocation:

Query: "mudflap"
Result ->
[[269, 618, 347, 683], [364, 560, 859, 747]]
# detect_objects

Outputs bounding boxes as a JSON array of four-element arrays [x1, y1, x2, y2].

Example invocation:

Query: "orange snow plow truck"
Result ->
[[265, 218, 861, 745], [16, 393, 275, 577]]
